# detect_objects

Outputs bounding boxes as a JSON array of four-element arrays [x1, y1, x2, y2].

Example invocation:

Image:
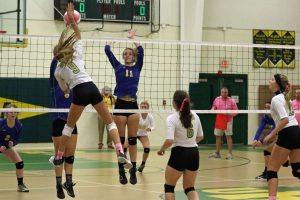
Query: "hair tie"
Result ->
[[179, 98, 190, 111], [285, 83, 291, 93]]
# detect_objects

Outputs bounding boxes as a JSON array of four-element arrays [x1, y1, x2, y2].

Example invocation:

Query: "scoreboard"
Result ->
[[54, 0, 151, 23]]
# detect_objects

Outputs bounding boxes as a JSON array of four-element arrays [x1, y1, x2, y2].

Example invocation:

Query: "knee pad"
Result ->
[[144, 148, 150, 153], [291, 162, 300, 178], [62, 124, 74, 137], [266, 170, 278, 181], [264, 150, 271, 156], [184, 187, 195, 195], [65, 156, 75, 164], [107, 122, 117, 132], [15, 161, 24, 169], [282, 160, 289, 167], [128, 137, 137, 145], [120, 137, 126, 145], [164, 184, 175, 193]]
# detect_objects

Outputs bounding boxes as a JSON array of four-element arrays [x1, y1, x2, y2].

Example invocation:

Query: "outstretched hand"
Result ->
[[67, 2, 75, 24], [127, 29, 136, 39]]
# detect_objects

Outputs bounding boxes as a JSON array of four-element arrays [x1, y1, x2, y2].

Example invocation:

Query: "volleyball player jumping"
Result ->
[[105, 29, 144, 185], [50, 3, 131, 175]]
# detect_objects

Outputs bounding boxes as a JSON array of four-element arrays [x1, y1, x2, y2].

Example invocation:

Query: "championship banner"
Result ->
[[268, 30, 282, 68], [253, 29, 268, 68], [282, 31, 295, 68], [253, 29, 295, 69]]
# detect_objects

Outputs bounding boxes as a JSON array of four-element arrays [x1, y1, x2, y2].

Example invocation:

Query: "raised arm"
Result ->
[[128, 29, 144, 70], [67, 3, 81, 39], [127, 29, 140, 47], [104, 44, 121, 69]]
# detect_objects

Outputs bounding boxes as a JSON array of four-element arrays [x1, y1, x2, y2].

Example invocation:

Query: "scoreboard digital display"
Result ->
[[54, 0, 151, 23]]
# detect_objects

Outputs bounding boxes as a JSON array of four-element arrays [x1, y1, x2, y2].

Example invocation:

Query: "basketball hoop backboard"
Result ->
[[0, 0, 27, 46]]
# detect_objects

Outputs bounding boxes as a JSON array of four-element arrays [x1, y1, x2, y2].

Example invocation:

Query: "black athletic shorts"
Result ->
[[52, 118, 78, 137], [73, 82, 103, 106], [167, 146, 199, 171], [276, 125, 300, 150], [114, 98, 138, 117]]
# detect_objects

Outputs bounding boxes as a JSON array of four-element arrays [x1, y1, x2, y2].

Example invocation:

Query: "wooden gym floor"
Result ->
[[0, 146, 300, 200]]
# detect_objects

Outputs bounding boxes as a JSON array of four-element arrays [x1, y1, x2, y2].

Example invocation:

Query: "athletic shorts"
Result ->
[[276, 125, 300, 150], [167, 146, 199, 171], [214, 122, 233, 136], [52, 118, 78, 137], [73, 82, 103, 106], [114, 98, 138, 117]]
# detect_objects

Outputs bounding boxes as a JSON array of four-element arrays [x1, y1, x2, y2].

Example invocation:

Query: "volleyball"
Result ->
[[63, 10, 81, 24]]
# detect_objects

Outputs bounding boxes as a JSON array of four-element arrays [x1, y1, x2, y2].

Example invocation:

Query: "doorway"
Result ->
[[189, 73, 248, 144]]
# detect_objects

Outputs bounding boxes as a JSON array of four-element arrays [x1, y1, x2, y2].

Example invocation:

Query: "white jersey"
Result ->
[[55, 40, 93, 90], [271, 93, 298, 128], [137, 113, 155, 137], [166, 111, 203, 148]]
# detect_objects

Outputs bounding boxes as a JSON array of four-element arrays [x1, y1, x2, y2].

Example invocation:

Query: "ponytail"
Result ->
[[173, 90, 192, 129], [276, 74, 292, 110]]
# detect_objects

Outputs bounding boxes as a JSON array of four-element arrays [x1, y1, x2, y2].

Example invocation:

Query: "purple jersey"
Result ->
[[105, 45, 144, 99], [0, 118, 22, 147], [50, 58, 73, 120], [254, 114, 275, 142]]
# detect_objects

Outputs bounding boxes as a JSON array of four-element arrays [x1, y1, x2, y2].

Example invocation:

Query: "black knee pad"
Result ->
[[15, 161, 24, 169], [263, 150, 271, 156], [291, 162, 300, 178], [266, 170, 278, 181], [128, 137, 137, 145], [144, 148, 150, 153], [184, 187, 195, 195], [282, 160, 289, 167], [120, 137, 126, 145], [65, 156, 75, 164], [164, 184, 175, 193]]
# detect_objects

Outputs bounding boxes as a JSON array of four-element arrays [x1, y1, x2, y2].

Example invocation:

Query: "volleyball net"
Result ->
[[1, 33, 300, 144], [1, 34, 300, 113]]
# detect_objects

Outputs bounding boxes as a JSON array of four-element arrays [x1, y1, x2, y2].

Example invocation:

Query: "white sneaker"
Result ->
[[17, 183, 29, 192], [49, 155, 55, 165], [117, 152, 133, 169], [225, 154, 233, 160], [49, 155, 63, 167], [208, 153, 221, 159]]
